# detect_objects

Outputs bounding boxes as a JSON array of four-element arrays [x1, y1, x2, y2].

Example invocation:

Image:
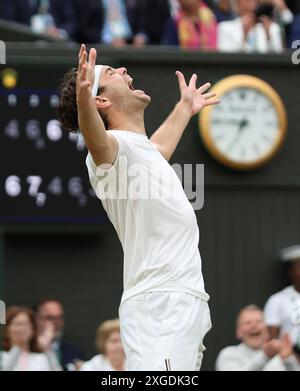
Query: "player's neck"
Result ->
[[109, 110, 146, 135]]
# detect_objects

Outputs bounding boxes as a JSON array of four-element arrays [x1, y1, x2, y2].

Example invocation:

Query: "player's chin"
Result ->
[[134, 91, 151, 104], [143, 92, 152, 101], [143, 93, 151, 103]]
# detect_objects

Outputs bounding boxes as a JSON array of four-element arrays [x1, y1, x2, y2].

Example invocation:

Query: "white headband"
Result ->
[[92, 65, 104, 97]]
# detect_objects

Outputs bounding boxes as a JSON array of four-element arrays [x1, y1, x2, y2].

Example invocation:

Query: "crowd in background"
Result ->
[[0, 299, 125, 371], [0, 0, 299, 52], [216, 245, 300, 371], [0, 245, 300, 371]]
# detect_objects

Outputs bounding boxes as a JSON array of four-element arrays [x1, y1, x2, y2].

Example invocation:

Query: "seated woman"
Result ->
[[163, 0, 217, 50], [80, 319, 125, 371], [0, 306, 62, 371]]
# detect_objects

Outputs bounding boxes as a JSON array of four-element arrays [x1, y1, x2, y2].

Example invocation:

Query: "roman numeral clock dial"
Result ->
[[199, 75, 287, 170]]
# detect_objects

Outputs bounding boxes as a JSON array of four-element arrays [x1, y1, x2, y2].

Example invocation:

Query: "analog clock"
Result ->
[[200, 75, 288, 170]]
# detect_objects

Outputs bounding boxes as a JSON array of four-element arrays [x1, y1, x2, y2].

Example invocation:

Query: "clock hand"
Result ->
[[227, 118, 249, 151]]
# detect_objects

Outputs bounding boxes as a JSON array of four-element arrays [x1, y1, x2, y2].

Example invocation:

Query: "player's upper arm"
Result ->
[[88, 133, 119, 167]]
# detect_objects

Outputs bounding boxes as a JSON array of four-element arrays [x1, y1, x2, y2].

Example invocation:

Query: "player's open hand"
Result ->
[[76, 44, 97, 104], [176, 71, 220, 117]]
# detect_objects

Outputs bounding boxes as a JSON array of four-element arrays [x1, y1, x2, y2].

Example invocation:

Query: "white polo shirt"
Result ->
[[264, 285, 300, 345], [86, 130, 209, 305]]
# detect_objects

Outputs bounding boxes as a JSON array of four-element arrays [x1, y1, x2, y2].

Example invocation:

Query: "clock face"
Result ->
[[200, 75, 287, 170], [211, 87, 279, 164]]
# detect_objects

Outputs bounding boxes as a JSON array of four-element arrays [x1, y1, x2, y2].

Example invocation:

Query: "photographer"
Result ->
[[262, 0, 294, 25], [217, 0, 283, 52]]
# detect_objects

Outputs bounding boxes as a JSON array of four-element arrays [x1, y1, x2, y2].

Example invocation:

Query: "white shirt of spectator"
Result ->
[[1, 347, 58, 371], [86, 130, 209, 305], [215, 342, 299, 371], [264, 285, 300, 345], [217, 17, 283, 53], [80, 354, 117, 371]]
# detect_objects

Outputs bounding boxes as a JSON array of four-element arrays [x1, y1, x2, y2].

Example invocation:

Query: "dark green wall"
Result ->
[[2, 44, 300, 370]]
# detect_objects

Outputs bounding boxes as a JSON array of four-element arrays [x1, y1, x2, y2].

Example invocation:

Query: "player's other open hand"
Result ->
[[176, 71, 220, 117]]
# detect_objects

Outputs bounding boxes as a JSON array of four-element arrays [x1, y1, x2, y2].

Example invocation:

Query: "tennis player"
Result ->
[[58, 44, 220, 370]]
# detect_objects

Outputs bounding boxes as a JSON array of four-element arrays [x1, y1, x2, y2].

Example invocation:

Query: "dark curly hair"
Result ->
[[57, 68, 108, 133]]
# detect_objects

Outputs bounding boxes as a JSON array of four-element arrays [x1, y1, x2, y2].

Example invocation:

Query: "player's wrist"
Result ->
[[176, 100, 193, 118], [77, 94, 94, 107]]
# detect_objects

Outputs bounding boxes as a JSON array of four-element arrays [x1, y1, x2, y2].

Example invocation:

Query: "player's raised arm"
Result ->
[[150, 71, 220, 161], [76, 44, 118, 166]]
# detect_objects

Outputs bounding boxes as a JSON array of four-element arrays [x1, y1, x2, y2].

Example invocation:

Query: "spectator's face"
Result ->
[[289, 260, 300, 286], [238, 0, 258, 15], [236, 310, 268, 349], [8, 312, 34, 348], [218, 0, 233, 12], [99, 66, 151, 110], [104, 331, 125, 362], [179, 0, 200, 12], [36, 301, 64, 339]]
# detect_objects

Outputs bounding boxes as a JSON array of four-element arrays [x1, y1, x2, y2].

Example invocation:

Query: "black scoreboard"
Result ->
[[0, 65, 107, 224]]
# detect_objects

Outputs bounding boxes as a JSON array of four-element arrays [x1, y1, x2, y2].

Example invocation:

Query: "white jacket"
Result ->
[[218, 17, 283, 53]]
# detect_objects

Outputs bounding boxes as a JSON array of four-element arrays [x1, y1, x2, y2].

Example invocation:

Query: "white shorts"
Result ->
[[119, 291, 211, 371]]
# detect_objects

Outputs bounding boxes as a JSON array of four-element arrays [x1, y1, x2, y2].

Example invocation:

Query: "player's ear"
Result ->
[[94, 96, 112, 110]]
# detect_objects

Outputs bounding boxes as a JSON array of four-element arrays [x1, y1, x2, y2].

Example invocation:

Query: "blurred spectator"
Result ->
[[0, 306, 61, 371], [218, 0, 283, 52], [30, 0, 69, 39], [133, 0, 181, 46], [32, 0, 105, 43], [286, 0, 300, 15], [126, 0, 173, 46], [0, 0, 72, 40], [215, 305, 299, 370], [285, 0, 300, 46], [264, 334, 300, 370], [72, 0, 104, 43], [212, 0, 236, 22], [47, 0, 76, 39], [0, 0, 31, 25], [259, 1, 294, 47], [80, 319, 125, 371], [262, 0, 294, 25], [36, 299, 85, 371], [101, 0, 133, 47], [294, 343, 300, 370], [164, 0, 217, 49], [0, 0, 104, 43], [126, 0, 147, 46], [264, 245, 300, 348]]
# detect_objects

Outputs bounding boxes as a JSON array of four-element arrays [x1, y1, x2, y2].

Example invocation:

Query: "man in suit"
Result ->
[[72, 0, 104, 43], [0, 0, 104, 43], [36, 299, 85, 371], [0, 0, 31, 25], [285, 0, 300, 46], [123, 0, 172, 46]]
